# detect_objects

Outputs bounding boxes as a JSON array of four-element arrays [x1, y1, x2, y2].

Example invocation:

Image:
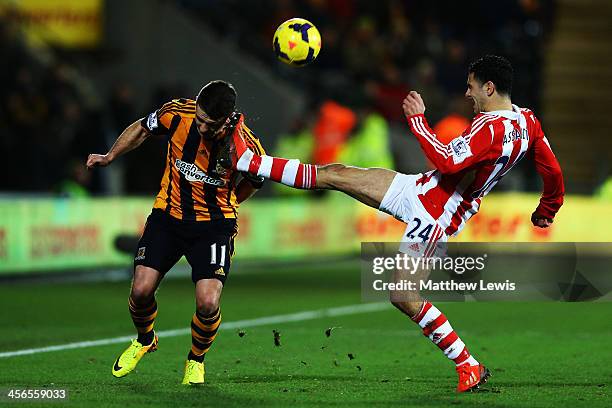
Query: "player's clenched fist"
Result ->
[[402, 91, 426, 117], [86, 153, 112, 169], [531, 211, 553, 228]]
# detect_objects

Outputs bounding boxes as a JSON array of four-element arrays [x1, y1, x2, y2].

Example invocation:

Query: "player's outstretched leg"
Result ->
[[112, 266, 161, 378], [221, 116, 396, 209], [390, 266, 490, 392]]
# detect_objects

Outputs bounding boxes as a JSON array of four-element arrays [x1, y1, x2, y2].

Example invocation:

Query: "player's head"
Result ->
[[195, 80, 237, 140], [466, 55, 513, 113]]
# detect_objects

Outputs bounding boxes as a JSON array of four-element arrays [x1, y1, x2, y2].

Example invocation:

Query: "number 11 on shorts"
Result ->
[[210, 243, 226, 266]]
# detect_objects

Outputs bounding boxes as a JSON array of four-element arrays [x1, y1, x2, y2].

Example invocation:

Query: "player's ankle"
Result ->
[[137, 331, 154, 346], [457, 356, 479, 367], [187, 351, 205, 363]]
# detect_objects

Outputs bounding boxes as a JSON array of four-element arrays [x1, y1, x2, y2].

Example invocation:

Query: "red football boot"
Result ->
[[456, 363, 491, 392]]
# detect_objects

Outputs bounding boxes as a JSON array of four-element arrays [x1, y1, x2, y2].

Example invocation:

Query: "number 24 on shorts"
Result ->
[[405, 217, 434, 241]]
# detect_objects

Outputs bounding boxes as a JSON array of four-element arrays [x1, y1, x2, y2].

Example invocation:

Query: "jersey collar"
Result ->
[[483, 104, 521, 120]]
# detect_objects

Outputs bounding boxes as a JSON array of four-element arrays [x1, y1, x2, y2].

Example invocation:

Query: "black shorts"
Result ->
[[134, 209, 237, 284]]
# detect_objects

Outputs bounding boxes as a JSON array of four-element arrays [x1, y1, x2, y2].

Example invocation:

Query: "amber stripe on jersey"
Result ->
[[158, 100, 195, 117], [242, 126, 265, 156], [152, 99, 266, 221], [128, 297, 158, 335], [190, 308, 222, 356]]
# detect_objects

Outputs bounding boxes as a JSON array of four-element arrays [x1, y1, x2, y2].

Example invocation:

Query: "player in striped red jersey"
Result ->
[[220, 55, 564, 391]]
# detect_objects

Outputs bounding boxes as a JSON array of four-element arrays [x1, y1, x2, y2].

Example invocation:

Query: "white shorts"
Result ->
[[379, 173, 447, 258]]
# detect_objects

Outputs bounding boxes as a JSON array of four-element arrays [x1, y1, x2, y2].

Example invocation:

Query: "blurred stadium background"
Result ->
[[1, 0, 611, 275], [0, 1, 611, 406]]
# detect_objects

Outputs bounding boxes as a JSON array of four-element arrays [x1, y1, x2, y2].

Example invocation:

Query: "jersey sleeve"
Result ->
[[239, 123, 267, 188], [241, 124, 267, 156], [531, 119, 565, 219], [140, 101, 178, 136], [406, 113, 493, 174]]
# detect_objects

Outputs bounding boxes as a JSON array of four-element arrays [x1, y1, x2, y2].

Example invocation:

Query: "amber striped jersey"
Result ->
[[141, 98, 265, 221]]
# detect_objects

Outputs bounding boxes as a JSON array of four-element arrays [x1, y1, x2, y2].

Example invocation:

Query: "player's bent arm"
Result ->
[[406, 114, 488, 175], [531, 134, 565, 226], [235, 180, 260, 204], [235, 172, 265, 203], [86, 120, 150, 168]]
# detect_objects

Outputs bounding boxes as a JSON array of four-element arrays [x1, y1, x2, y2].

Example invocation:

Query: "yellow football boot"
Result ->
[[111, 334, 158, 378], [182, 360, 205, 385]]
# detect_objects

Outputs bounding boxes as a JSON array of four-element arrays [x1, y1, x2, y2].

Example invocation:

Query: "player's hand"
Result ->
[[86, 153, 112, 169], [531, 211, 553, 228], [217, 112, 245, 170], [402, 91, 426, 117]]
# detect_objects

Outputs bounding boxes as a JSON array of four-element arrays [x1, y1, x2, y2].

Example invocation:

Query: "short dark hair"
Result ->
[[196, 80, 236, 120], [468, 55, 513, 96]]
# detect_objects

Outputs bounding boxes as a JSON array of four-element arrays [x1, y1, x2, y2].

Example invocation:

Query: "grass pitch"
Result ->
[[0, 260, 610, 407]]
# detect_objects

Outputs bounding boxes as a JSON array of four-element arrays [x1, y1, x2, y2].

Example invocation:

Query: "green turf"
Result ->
[[0, 261, 610, 407]]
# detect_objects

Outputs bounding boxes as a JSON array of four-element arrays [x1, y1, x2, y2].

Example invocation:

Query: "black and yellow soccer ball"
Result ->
[[273, 18, 321, 67]]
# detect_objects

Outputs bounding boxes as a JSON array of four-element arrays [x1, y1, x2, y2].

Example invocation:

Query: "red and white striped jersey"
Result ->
[[406, 105, 564, 236]]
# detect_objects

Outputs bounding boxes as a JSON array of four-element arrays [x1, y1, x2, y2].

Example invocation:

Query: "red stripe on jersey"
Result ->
[[419, 174, 460, 220], [465, 114, 495, 142], [505, 122, 523, 168], [446, 200, 470, 235], [270, 158, 289, 181], [418, 194, 441, 219]]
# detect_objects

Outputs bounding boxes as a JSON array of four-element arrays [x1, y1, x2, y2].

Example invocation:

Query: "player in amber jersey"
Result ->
[[221, 56, 565, 392], [86, 80, 265, 385]]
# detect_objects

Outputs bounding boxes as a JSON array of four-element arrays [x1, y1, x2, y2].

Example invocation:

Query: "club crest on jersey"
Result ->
[[145, 112, 158, 131], [175, 159, 226, 186], [450, 136, 472, 164], [214, 161, 228, 177]]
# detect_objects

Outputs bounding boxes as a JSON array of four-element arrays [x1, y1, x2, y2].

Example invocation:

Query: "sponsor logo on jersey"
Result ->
[[450, 136, 472, 164], [146, 112, 158, 131], [135, 247, 146, 261], [175, 159, 226, 186], [214, 267, 225, 276]]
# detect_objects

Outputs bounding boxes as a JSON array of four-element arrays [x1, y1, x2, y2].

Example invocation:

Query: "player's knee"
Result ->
[[130, 283, 155, 305], [196, 298, 219, 316], [390, 299, 405, 312]]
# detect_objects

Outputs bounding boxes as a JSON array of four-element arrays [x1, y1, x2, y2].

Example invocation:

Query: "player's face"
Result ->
[[195, 107, 228, 140], [465, 73, 486, 113]]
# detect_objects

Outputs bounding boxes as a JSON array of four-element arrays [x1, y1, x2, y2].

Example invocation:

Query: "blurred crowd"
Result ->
[[186, 0, 554, 118], [1, 0, 556, 196], [0, 13, 105, 195], [0, 12, 179, 196]]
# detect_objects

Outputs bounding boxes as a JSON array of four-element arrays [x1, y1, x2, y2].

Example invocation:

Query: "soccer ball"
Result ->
[[273, 18, 321, 67]]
